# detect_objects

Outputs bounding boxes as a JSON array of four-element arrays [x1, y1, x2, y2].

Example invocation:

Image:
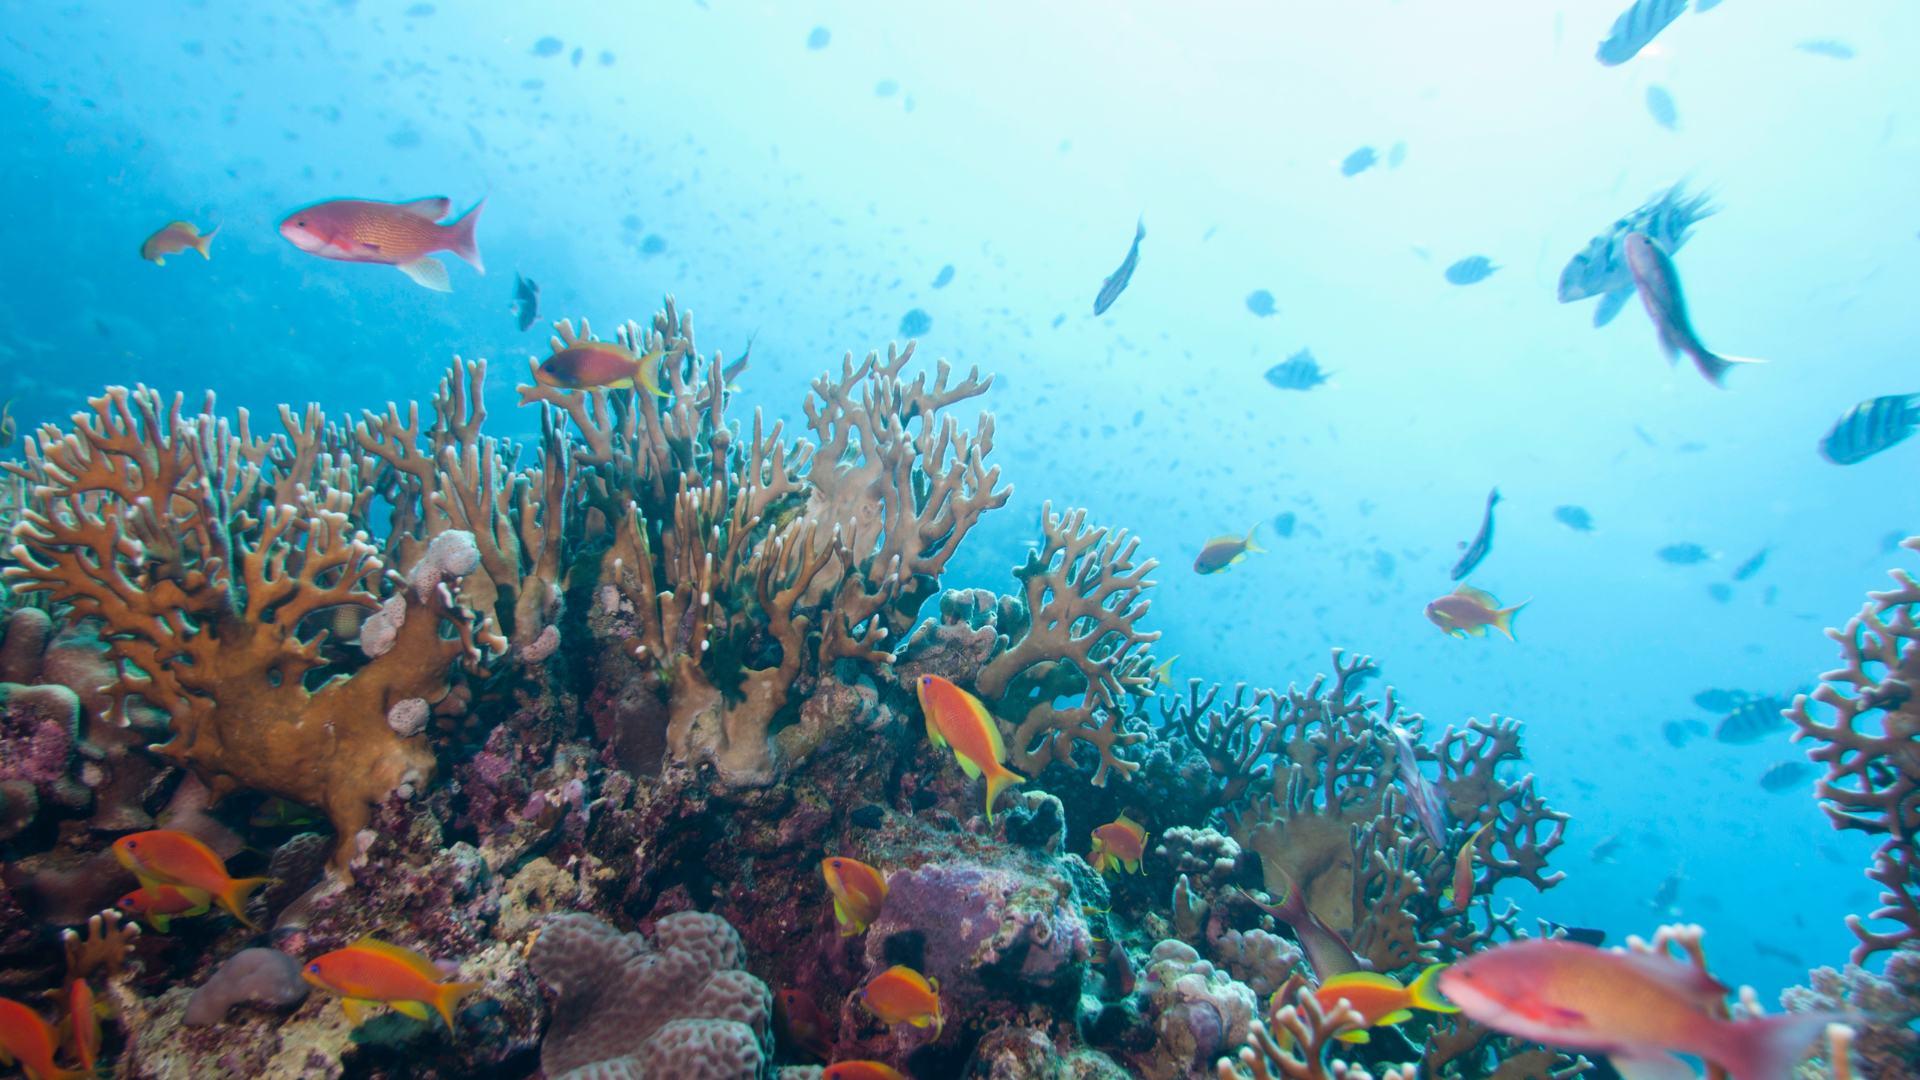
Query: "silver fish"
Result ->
[[1596, 0, 1688, 66], [1093, 217, 1144, 315], [1558, 184, 1714, 327], [1450, 487, 1500, 581], [1819, 394, 1920, 465], [1623, 232, 1762, 386], [1388, 724, 1448, 848]]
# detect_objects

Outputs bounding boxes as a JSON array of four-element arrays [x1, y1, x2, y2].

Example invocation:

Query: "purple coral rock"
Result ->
[[530, 910, 771, 1079], [185, 947, 310, 1026], [1130, 940, 1258, 1080]]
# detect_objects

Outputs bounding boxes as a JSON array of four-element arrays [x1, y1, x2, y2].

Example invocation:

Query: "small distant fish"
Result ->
[[1731, 546, 1769, 581], [1088, 816, 1148, 875], [513, 272, 540, 331], [1444, 256, 1499, 285], [899, 308, 932, 337], [1596, 0, 1689, 66], [1752, 941, 1808, 968], [1264, 349, 1330, 391], [1649, 868, 1683, 914], [279, 195, 485, 293], [1426, 584, 1527, 641], [141, 220, 218, 265], [1716, 695, 1790, 744], [1542, 921, 1607, 947], [1660, 720, 1690, 748], [302, 937, 481, 1029], [1194, 526, 1263, 574], [1093, 217, 1145, 315], [806, 26, 831, 49], [1340, 147, 1378, 177], [1314, 965, 1459, 1044], [1451, 487, 1500, 581], [531, 36, 563, 57], [1656, 542, 1712, 565], [1272, 511, 1297, 538], [1558, 184, 1714, 327], [775, 990, 833, 1061], [1589, 833, 1622, 862], [1387, 141, 1407, 168], [1819, 394, 1920, 465], [1706, 583, 1732, 604], [1245, 288, 1277, 317], [1797, 39, 1855, 59], [1553, 505, 1594, 532], [1645, 85, 1678, 129], [1759, 761, 1815, 793], [860, 966, 943, 1036], [915, 674, 1024, 822], [821, 856, 888, 936], [1145, 655, 1179, 689], [822, 1064, 908, 1080], [1624, 232, 1762, 387], [931, 264, 954, 289], [1389, 725, 1449, 848], [1692, 688, 1745, 712]]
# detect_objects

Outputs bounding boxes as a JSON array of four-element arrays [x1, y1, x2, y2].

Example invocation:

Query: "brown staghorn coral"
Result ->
[[1790, 538, 1920, 964], [4, 386, 503, 874]]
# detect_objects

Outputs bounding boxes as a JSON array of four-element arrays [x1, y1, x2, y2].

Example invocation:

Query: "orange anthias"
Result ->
[[1312, 964, 1458, 1043], [860, 965, 944, 1038], [111, 830, 268, 928], [277, 195, 484, 292], [1088, 815, 1148, 875], [117, 883, 213, 932], [913, 674, 1024, 822], [1448, 821, 1496, 916], [0, 996, 87, 1080], [302, 938, 482, 1030], [535, 340, 668, 398], [822, 1063, 909, 1080], [64, 981, 99, 1072], [820, 856, 889, 936], [775, 989, 832, 1061], [139, 220, 217, 265]]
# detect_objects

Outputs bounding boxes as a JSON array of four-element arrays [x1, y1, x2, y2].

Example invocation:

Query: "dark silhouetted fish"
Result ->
[[931, 264, 954, 289], [1656, 542, 1712, 565], [1661, 720, 1690, 748], [1272, 511, 1297, 538], [1648, 867, 1683, 914], [1340, 147, 1378, 177], [1715, 695, 1790, 744], [1264, 349, 1329, 391], [1542, 921, 1607, 947], [1819, 394, 1920, 465], [1645, 85, 1678, 129], [1093, 218, 1144, 315], [1246, 289, 1276, 317], [1759, 761, 1814, 793], [1693, 688, 1746, 712], [513, 272, 539, 332], [1624, 232, 1762, 386], [899, 308, 932, 337], [1553, 505, 1594, 532], [1797, 39, 1855, 59], [532, 36, 564, 57], [1596, 0, 1688, 66], [1445, 256, 1499, 285], [1559, 183, 1714, 327], [1451, 487, 1500, 581], [1753, 940, 1807, 968], [1590, 833, 1622, 862], [1732, 546, 1769, 581]]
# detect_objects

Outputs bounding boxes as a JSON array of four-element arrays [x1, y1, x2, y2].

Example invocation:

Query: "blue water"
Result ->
[[4, 0, 1914, 1002]]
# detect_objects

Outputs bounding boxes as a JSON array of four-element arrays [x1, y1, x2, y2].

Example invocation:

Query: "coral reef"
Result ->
[[1783, 946, 1920, 1079]]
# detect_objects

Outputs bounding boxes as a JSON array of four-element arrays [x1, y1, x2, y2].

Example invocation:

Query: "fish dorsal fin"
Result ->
[[1453, 584, 1500, 608], [1617, 951, 1727, 1007], [395, 196, 453, 220], [1116, 815, 1145, 840], [966, 691, 1008, 763], [1322, 971, 1402, 992], [350, 937, 440, 980]]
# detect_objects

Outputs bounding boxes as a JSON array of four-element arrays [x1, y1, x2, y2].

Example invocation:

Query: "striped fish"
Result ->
[[1263, 349, 1330, 391], [1596, 0, 1688, 66], [1819, 394, 1920, 465], [1093, 217, 1144, 315], [1558, 184, 1714, 327]]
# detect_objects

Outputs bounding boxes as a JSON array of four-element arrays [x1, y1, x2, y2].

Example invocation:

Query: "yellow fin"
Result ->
[[391, 1000, 432, 1022], [1322, 971, 1404, 991], [348, 937, 441, 980], [1408, 963, 1460, 1013], [341, 998, 374, 1026], [1334, 1030, 1371, 1044], [1379, 1009, 1413, 1026], [1454, 584, 1500, 609], [952, 749, 985, 781]]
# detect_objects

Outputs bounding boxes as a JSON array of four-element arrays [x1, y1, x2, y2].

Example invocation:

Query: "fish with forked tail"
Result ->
[[1093, 217, 1144, 315], [1559, 184, 1714, 327], [279, 195, 485, 292], [1624, 232, 1762, 387]]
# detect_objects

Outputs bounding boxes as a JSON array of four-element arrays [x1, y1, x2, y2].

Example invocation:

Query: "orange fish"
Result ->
[[775, 989, 832, 1060], [111, 830, 268, 928], [1447, 821, 1495, 916], [1088, 815, 1148, 875], [278, 195, 484, 292], [117, 883, 213, 931], [1193, 526, 1262, 574], [860, 965, 943, 1037], [1313, 964, 1458, 1043], [0, 996, 86, 1080], [535, 340, 667, 398], [140, 220, 217, 265], [1439, 939, 1837, 1079], [822, 1063, 909, 1080], [914, 674, 1023, 823], [63, 981, 99, 1072], [821, 856, 889, 936], [1424, 584, 1527, 640], [302, 937, 481, 1030]]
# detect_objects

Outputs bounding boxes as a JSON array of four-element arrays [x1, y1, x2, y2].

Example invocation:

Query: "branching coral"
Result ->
[[4, 387, 503, 873], [1790, 537, 1920, 963], [1216, 977, 1413, 1080]]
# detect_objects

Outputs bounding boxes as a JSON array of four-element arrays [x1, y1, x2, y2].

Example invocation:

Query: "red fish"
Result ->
[[0, 997, 86, 1080], [1447, 821, 1495, 916], [112, 830, 268, 928], [1088, 816, 1148, 875], [1623, 232, 1762, 388], [140, 220, 217, 265], [821, 1063, 908, 1080], [278, 195, 484, 292], [302, 937, 481, 1030], [1425, 584, 1526, 640], [117, 883, 213, 931], [860, 965, 943, 1037], [820, 856, 888, 936], [774, 989, 832, 1060], [914, 674, 1024, 822], [1439, 938, 1836, 1080], [64, 981, 99, 1072]]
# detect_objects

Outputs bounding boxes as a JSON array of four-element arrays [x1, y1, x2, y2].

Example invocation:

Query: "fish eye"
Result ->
[[307, 963, 322, 973], [125, 839, 137, 849], [297, 220, 307, 227]]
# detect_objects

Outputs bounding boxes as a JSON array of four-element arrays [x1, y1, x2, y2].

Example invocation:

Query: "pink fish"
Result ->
[[1623, 232, 1762, 387], [279, 195, 484, 292], [1439, 939, 1837, 1080], [1425, 584, 1525, 640]]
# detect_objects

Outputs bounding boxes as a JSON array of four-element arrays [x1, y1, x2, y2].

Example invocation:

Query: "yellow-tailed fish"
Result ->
[[820, 856, 888, 936], [913, 674, 1023, 823]]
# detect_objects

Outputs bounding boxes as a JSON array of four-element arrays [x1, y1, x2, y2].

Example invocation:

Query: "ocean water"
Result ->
[[2, 0, 1916, 1069]]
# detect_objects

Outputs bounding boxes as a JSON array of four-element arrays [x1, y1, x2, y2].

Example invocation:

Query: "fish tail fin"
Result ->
[[1407, 963, 1459, 1013], [1712, 1013, 1840, 1080], [1491, 601, 1528, 641], [433, 980, 484, 1031], [195, 225, 218, 258], [1695, 349, 1763, 388], [447, 197, 485, 273], [983, 761, 1024, 824], [1134, 215, 1145, 241], [1244, 523, 1264, 554], [632, 350, 671, 399], [216, 877, 271, 928]]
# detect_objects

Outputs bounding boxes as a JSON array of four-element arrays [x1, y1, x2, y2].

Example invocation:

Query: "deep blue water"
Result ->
[[4, 0, 1917, 1000]]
